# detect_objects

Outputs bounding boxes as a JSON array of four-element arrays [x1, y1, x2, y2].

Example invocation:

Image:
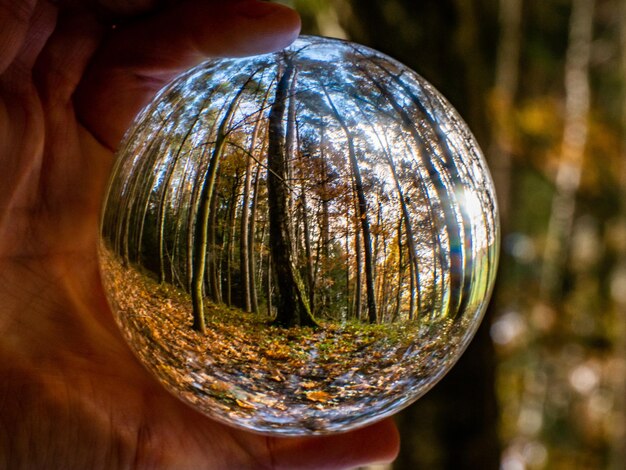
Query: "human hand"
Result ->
[[0, 1, 399, 468]]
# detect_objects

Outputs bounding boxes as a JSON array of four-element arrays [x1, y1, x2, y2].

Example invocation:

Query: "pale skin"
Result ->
[[0, 0, 400, 468]]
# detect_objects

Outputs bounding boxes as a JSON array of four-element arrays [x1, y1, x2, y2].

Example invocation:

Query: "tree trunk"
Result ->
[[240, 160, 253, 312], [191, 80, 249, 332], [240, 93, 269, 313], [157, 113, 204, 284], [609, 1, 626, 466], [266, 251, 272, 317], [315, 122, 331, 316], [488, 0, 522, 230], [323, 86, 377, 324], [285, 69, 299, 260], [384, 142, 421, 319], [340, 3, 501, 468], [171, 151, 195, 288], [345, 209, 352, 319], [539, 0, 594, 301], [267, 59, 318, 328], [249, 163, 261, 314], [300, 188, 316, 313], [362, 63, 468, 320], [132, 119, 173, 265], [353, 214, 362, 321], [223, 170, 241, 307], [394, 217, 404, 321]]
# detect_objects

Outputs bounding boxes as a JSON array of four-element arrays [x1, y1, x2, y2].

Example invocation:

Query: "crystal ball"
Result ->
[[99, 35, 499, 435]]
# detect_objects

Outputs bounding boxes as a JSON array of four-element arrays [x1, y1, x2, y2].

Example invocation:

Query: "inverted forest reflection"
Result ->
[[99, 36, 499, 434]]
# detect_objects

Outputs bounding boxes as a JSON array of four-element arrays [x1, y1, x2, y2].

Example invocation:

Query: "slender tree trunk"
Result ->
[[345, 209, 352, 319], [187, 145, 209, 292], [353, 214, 362, 321], [266, 251, 273, 317], [386, 147, 420, 318], [316, 123, 331, 315], [240, 94, 269, 312], [248, 163, 262, 314], [409, 248, 416, 320], [323, 86, 377, 324], [488, 0, 522, 230], [191, 81, 249, 332], [540, 0, 594, 301], [362, 63, 468, 319], [240, 161, 253, 311], [285, 69, 299, 258], [171, 151, 196, 288], [319, 200, 330, 315], [133, 120, 174, 265], [223, 171, 241, 307], [374, 197, 381, 279], [394, 217, 404, 321], [379, 232, 389, 322], [121, 142, 162, 265], [207, 187, 222, 303], [157, 113, 204, 283], [610, 2, 626, 466], [301, 188, 316, 312]]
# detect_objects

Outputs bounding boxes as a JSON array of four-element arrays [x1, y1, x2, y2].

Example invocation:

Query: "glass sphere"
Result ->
[[99, 35, 499, 435]]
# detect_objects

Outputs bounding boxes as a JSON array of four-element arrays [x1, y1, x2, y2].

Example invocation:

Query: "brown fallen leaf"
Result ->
[[269, 372, 285, 382]]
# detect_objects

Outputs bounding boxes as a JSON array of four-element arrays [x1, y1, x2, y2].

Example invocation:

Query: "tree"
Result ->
[[239, 91, 269, 312], [322, 84, 378, 324], [540, 0, 594, 301], [248, 163, 262, 314], [156, 111, 205, 284], [191, 77, 253, 332], [267, 57, 318, 328], [339, 3, 501, 468]]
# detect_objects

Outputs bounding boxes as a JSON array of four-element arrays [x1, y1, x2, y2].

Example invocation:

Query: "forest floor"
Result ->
[[99, 246, 463, 434]]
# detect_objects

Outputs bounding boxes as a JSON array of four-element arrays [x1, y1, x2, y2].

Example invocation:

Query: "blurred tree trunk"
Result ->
[[488, 0, 522, 231], [610, 1, 626, 466], [342, 1, 500, 468], [539, 0, 594, 301]]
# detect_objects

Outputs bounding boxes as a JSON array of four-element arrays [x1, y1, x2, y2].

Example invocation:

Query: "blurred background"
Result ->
[[278, 0, 626, 468]]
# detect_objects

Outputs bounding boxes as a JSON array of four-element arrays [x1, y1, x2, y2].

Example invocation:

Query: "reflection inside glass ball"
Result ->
[[99, 35, 499, 435]]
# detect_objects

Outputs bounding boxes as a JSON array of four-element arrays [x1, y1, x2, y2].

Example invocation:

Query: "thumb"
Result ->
[[269, 418, 401, 470]]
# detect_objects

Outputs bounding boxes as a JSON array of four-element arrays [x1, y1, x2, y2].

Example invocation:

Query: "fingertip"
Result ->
[[193, 0, 302, 57], [351, 418, 401, 466], [269, 418, 400, 470]]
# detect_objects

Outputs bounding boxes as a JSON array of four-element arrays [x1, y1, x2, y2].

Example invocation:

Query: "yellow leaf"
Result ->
[[236, 399, 255, 410], [305, 391, 331, 402]]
